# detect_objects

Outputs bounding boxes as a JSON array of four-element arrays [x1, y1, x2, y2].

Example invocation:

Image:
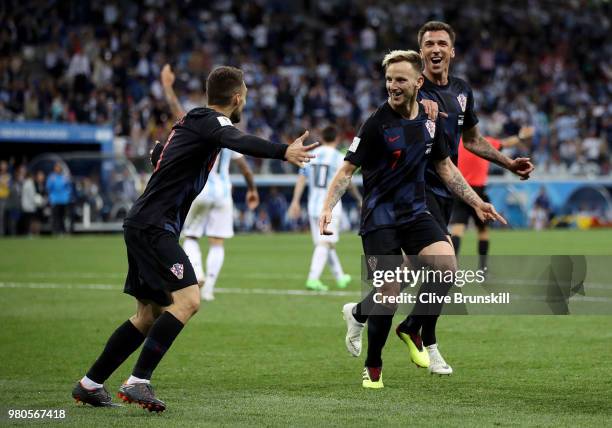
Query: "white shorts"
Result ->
[[183, 196, 234, 239], [310, 213, 340, 245]]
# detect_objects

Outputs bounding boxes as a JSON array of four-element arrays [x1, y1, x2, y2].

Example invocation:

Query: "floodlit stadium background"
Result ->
[[0, 0, 610, 233]]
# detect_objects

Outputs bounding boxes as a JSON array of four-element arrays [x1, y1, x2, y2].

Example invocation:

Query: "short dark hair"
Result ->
[[206, 66, 244, 106], [321, 125, 338, 143], [417, 21, 456, 47], [382, 50, 422, 73]]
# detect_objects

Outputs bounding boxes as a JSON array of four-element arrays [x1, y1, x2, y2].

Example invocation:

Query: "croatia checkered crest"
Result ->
[[170, 263, 184, 280], [457, 93, 467, 112], [425, 120, 436, 138]]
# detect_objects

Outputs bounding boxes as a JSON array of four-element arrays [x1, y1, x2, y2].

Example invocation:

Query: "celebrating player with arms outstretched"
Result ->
[[344, 22, 534, 376], [160, 64, 260, 301], [72, 66, 318, 411], [320, 50, 505, 388]]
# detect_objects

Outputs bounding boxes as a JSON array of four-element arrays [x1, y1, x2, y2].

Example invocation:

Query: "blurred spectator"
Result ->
[[32, 170, 47, 234], [46, 162, 72, 234], [530, 186, 552, 230], [20, 170, 41, 236], [6, 165, 25, 235], [255, 208, 272, 233], [0, 161, 10, 235], [266, 187, 287, 231]]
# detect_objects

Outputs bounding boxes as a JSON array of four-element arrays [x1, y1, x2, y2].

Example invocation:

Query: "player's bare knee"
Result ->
[[436, 258, 457, 274], [130, 311, 155, 333], [181, 294, 200, 316]]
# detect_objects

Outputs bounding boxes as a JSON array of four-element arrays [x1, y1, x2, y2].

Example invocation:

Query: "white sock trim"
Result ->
[[126, 375, 150, 385], [80, 376, 103, 390]]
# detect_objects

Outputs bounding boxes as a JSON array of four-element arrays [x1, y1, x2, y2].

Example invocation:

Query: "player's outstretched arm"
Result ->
[[161, 64, 186, 120], [463, 125, 534, 180], [219, 129, 319, 167], [234, 156, 259, 210], [435, 157, 507, 225], [319, 161, 357, 235], [288, 174, 306, 219]]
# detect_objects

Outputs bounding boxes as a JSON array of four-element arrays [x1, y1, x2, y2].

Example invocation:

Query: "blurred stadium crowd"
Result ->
[[0, 0, 611, 235], [1, 0, 610, 175]]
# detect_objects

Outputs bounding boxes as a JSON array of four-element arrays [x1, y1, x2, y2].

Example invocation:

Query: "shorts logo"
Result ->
[[425, 120, 436, 138], [170, 263, 184, 280], [368, 256, 378, 272], [457, 93, 467, 112], [349, 137, 361, 152]]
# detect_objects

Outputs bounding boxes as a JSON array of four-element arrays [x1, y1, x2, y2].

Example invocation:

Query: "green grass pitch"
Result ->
[[0, 230, 611, 426]]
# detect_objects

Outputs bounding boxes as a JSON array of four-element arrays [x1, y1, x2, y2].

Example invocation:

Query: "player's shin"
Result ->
[[130, 312, 185, 382], [84, 320, 146, 385], [478, 239, 489, 270]]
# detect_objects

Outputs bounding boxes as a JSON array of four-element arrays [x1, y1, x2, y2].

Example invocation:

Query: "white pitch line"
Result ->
[[1, 272, 610, 289], [1, 281, 611, 302], [0, 282, 359, 297]]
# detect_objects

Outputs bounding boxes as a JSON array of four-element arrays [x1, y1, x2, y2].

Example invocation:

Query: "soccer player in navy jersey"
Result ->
[[71, 66, 318, 410], [343, 21, 535, 376], [320, 50, 506, 388]]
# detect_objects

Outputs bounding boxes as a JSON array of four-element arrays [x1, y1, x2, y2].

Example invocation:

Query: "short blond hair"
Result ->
[[381, 50, 422, 72]]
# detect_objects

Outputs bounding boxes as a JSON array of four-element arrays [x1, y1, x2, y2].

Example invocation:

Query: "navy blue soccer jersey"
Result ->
[[419, 76, 479, 199], [125, 107, 287, 236], [345, 101, 449, 235]]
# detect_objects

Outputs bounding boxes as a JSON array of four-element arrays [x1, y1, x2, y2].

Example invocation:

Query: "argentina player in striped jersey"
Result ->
[[289, 125, 362, 292], [160, 64, 260, 301]]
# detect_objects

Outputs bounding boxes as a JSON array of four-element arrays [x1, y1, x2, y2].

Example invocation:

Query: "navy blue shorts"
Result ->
[[123, 226, 197, 306]]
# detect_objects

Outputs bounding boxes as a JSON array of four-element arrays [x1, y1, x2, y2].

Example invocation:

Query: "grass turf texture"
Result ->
[[0, 230, 611, 427]]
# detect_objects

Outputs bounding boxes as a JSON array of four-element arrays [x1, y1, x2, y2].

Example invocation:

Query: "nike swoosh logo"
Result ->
[[388, 136, 400, 142]]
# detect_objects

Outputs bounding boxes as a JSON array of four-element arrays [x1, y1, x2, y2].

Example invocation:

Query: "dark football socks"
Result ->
[[478, 239, 489, 270], [86, 320, 145, 384], [132, 311, 184, 380], [364, 305, 395, 368], [353, 289, 375, 324], [420, 315, 439, 346]]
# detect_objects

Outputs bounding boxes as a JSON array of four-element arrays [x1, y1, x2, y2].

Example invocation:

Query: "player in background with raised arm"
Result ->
[[72, 66, 318, 411], [288, 125, 362, 291], [161, 64, 260, 301]]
